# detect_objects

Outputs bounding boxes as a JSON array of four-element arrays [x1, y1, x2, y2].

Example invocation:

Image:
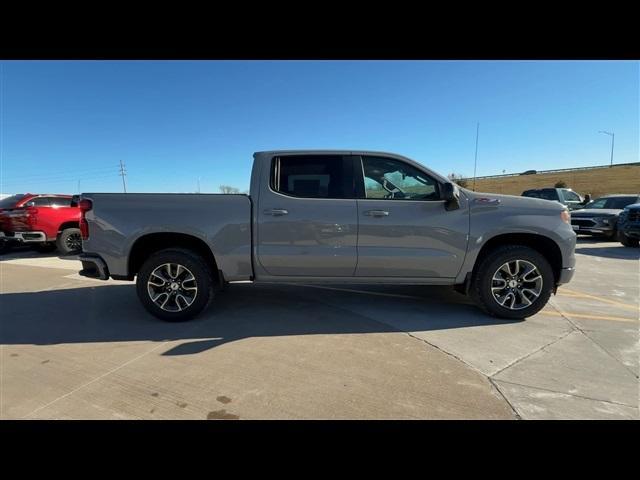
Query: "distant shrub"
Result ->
[[554, 180, 567, 188], [448, 173, 469, 188]]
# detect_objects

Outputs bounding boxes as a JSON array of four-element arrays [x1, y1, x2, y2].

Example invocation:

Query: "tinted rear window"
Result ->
[[0, 194, 27, 208], [271, 155, 353, 199], [523, 189, 558, 201]]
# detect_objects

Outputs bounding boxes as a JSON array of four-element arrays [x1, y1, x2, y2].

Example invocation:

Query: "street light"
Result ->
[[598, 130, 615, 167]]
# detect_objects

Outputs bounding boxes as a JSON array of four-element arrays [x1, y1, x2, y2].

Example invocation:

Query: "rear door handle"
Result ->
[[363, 210, 389, 217], [264, 208, 289, 216]]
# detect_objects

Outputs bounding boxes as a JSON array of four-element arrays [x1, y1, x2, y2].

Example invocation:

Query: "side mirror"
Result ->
[[583, 194, 591, 204], [442, 182, 460, 211]]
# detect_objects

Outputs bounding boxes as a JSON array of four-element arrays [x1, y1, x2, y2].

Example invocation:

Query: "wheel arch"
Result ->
[[472, 233, 563, 284], [58, 221, 80, 233], [128, 232, 221, 283]]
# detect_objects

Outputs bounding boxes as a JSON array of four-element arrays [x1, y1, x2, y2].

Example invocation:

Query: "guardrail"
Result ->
[[462, 162, 640, 181]]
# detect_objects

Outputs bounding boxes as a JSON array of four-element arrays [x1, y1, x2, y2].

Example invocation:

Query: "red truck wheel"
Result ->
[[57, 228, 82, 255]]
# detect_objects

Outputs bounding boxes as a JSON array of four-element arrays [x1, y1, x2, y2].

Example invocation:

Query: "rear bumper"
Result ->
[[0, 230, 47, 243], [557, 267, 575, 285], [78, 253, 110, 280]]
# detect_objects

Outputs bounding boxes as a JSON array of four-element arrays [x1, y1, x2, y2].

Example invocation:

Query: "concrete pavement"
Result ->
[[0, 238, 638, 419]]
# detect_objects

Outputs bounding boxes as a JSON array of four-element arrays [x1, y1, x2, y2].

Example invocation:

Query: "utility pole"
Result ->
[[599, 131, 615, 167], [119, 160, 127, 193], [472, 122, 480, 191], [197, 177, 201, 193], [77, 179, 81, 193]]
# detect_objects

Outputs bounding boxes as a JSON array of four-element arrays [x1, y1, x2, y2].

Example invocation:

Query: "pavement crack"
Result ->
[[493, 378, 640, 409], [488, 377, 522, 419], [489, 328, 575, 378], [549, 299, 639, 379]]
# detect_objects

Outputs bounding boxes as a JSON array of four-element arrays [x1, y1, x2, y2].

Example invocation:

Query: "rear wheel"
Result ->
[[136, 248, 215, 322], [57, 228, 82, 255], [470, 245, 554, 320]]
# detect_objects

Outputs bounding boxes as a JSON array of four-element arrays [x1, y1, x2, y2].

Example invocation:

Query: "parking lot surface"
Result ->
[[1, 238, 638, 420]]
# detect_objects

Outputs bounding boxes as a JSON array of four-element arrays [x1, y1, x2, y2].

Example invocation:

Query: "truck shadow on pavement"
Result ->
[[0, 283, 518, 355]]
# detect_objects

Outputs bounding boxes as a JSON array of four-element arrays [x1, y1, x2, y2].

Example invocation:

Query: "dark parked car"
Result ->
[[521, 188, 585, 211], [570, 194, 640, 240], [617, 203, 640, 247]]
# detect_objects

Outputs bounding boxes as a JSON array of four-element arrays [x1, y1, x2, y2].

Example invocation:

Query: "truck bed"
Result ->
[[81, 193, 253, 281]]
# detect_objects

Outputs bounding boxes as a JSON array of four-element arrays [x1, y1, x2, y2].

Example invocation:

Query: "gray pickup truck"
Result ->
[[78, 150, 576, 322]]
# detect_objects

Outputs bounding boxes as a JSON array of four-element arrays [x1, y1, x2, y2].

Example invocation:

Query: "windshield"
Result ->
[[585, 196, 637, 210], [0, 194, 27, 208]]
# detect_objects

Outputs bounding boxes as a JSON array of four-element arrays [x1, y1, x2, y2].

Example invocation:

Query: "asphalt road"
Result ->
[[1, 237, 638, 420]]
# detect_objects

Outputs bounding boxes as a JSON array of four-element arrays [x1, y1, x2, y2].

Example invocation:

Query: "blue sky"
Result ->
[[1, 60, 638, 194]]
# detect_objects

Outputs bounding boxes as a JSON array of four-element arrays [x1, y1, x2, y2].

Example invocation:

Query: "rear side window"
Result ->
[[523, 190, 558, 201], [50, 197, 72, 207], [605, 197, 638, 209], [0, 194, 27, 208], [271, 155, 353, 199]]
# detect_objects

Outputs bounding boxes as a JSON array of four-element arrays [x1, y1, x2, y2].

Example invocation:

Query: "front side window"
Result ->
[[361, 156, 440, 201], [272, 155, 351, 199], [585, 198, 607, 209], [563, 191, 581, 202]]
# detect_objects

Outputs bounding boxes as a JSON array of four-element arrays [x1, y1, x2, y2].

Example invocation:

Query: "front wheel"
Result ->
[[619, 232, 639, 248], [136, 248, 215, 322], [470, 245, 554, 320]]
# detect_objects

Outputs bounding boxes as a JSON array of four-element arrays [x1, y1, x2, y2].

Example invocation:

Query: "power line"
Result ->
[[0, 166, 119, 180], [1, 173, 119, 187], [119, 160, 127, 193], [472, 122, 480, 192]]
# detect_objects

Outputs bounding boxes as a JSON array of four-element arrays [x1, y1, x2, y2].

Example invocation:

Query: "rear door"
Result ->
[[354, 155, 469, 278], [256, 154, 359, 276]]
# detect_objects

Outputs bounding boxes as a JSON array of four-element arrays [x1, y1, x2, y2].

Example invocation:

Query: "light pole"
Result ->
[[599, 131, 615, 167]]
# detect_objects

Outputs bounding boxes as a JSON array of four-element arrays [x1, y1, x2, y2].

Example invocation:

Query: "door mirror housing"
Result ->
[[441, 182, 460, 211]]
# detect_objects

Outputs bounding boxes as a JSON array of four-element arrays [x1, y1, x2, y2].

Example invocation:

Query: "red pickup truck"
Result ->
[[0, 193, 82, 255]]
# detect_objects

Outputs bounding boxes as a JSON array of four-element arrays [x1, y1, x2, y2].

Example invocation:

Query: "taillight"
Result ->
[[560, 210, 570, 224], [79, 199, 93, 240]]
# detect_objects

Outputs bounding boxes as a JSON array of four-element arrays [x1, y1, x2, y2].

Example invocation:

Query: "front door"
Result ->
[[355, 155, 469, 278], [257, 154, 358, 276]]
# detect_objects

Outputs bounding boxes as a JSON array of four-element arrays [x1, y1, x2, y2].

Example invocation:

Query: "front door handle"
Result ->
[[264, 208, 289, 216], [363, 210, 390, 217]]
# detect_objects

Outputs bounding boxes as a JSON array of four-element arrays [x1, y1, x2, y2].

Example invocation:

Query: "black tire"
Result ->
[[136, 248, 215, 322], [620, 233, 640, 248], [35, 242, 57, 253], [470, 245, 554, 320], [0, 240, 11, 255], [56, 228, 82, 255]]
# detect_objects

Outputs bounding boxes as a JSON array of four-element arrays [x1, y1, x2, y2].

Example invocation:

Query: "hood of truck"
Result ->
[[570, 208, 621, 217], [462, 189, 566, 212]]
